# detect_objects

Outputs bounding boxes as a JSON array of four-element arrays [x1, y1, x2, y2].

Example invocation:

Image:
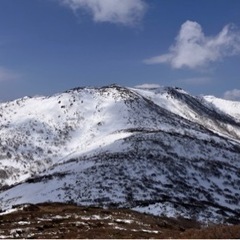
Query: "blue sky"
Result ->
[[0, 0, 240, 101]]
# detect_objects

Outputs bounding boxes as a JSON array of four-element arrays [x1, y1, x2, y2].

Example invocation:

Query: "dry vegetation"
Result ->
[[0, 202, 240, 239]]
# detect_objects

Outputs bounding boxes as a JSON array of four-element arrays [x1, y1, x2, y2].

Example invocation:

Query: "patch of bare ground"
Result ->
[[0, 202, 239, 239]]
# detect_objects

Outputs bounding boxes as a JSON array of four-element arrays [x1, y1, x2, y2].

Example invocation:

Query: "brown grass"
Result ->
[[0, 202, 239, 239]]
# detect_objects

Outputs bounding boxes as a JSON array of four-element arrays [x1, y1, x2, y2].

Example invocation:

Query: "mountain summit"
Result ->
[[0, 85, 240, 224]]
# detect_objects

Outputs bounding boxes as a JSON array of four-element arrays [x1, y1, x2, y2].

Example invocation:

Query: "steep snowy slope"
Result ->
[[131, 86, 240, 141], [204, 95, 240, 120], [0, 85, 208, 187], [0, 85, 141, 186], [0, 85, 240, 224]]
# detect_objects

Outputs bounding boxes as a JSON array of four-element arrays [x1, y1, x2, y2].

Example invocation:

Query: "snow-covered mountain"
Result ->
[[0, 84, 240, 224]]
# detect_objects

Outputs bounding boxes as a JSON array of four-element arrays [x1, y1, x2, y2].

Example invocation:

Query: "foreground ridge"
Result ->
[[1, 202, 240, 239]]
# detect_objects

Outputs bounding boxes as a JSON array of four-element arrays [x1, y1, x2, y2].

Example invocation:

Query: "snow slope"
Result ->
[[204, 95, 240, 121], [131, 86, 240, 141], [0, 85, 240, 224]]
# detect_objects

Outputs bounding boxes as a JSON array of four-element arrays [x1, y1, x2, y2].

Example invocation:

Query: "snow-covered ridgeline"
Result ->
[[0, 85, 240, 224]]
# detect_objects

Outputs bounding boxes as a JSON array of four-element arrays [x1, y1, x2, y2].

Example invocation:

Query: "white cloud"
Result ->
[[0, 67, 19, 82], [134, 83, 160, 89], [144, 20, 240, 69], [58, 0, 147, 26], [223, 89, 240, 101]]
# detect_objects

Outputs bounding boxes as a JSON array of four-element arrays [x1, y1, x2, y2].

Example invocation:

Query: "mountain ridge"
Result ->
[[0, 84, 240, 224]]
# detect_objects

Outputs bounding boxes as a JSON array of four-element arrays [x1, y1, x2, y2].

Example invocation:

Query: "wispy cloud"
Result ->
[[58, 0, 147, 26], [144, 20, 240, 69], [134, 83, 160, 89], [0, 67, 19, 82], [223, 89, 240, 101]]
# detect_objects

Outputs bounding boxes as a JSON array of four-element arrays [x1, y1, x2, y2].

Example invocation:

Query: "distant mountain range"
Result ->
[[0, 84, 240, 224]]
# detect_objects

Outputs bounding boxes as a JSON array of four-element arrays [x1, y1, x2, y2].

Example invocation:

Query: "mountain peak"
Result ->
[[0, 85, 240, 224]]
